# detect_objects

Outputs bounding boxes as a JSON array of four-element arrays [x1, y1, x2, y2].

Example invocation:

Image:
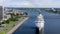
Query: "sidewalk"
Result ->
[[7, 17, 29, 34]]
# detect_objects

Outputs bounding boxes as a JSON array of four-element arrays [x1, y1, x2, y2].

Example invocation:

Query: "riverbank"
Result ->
[[7, 17, 29, 34]]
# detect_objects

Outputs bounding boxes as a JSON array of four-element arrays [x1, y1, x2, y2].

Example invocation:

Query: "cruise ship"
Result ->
[[35, 14, 44, 33]]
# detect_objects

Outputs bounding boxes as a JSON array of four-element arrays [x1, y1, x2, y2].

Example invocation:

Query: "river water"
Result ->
[[13, 11, 39, 34], [13, 10, 60, 34], [41, 11, 60, 34]]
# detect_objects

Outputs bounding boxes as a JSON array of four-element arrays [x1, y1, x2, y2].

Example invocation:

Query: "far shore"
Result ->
[[7, 17, 29, 34]]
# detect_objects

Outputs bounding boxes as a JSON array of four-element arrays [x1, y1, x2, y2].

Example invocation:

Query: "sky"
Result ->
[[0, 0, 60, 8], [0, 0, 3, 6]]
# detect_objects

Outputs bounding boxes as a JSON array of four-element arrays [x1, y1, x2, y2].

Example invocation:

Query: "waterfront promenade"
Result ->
[[13, 11, 39, 34], [7, 11, 60, 34], [7, 17, 29, 34]]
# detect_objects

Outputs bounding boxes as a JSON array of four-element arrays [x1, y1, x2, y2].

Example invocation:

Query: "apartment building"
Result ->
[[0, 6, 3, 22], [13, 9, 24, 15], [4, 8, 11, 20]]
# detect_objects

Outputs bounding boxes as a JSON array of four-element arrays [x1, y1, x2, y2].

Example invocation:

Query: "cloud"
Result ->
[[0, 0, 3, 6], [4, 1, 35, 7], [30, 0, 60, 8], [3, 0, 60, 8]]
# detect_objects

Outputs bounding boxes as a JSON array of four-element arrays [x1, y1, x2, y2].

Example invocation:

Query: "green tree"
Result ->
[[24, 12, 28, 15], [2, 20, 6, 24]]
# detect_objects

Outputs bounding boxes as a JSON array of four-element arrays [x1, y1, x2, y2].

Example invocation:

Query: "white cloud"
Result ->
[[0, 0, 3, 6], [4, 1, 35, 7], [3, 0, 60, 8], [30, 0, 60, 8]]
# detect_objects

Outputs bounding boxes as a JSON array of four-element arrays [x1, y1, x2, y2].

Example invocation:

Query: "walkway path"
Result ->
[[7, 17, 29, 34]]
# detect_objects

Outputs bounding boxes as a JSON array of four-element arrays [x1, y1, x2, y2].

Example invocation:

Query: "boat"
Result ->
[[35, 14, 44, 31]]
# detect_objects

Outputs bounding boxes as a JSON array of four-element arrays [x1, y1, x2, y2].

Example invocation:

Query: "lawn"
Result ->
[[0, 21, 16, 34], [0, 17, 24, 34], [0, 13, 27, 34]]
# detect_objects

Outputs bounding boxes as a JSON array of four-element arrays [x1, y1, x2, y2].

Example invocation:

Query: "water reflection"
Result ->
[[36, 27, 39, 34]]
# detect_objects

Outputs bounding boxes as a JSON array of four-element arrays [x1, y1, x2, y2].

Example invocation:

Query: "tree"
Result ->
[[8, 13, 15, 18], [2, 20, 10, 24], [2, 20, 6, 24], [24, 12, 28, 15], [6, 20, 10, 24], [0, 23, 1, 25]]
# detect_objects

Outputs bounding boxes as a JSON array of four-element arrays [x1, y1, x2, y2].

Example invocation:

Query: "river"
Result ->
[[13, 11, 39, 34], [13, 10, 60, 34], [41, 11, 60, 34]]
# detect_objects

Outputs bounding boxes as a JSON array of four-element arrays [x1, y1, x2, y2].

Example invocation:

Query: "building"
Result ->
[[4, 8, 11, 20], [0, 7, 11, 21], [0, 6, 3, 22], [13, 9, 24, 15]]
